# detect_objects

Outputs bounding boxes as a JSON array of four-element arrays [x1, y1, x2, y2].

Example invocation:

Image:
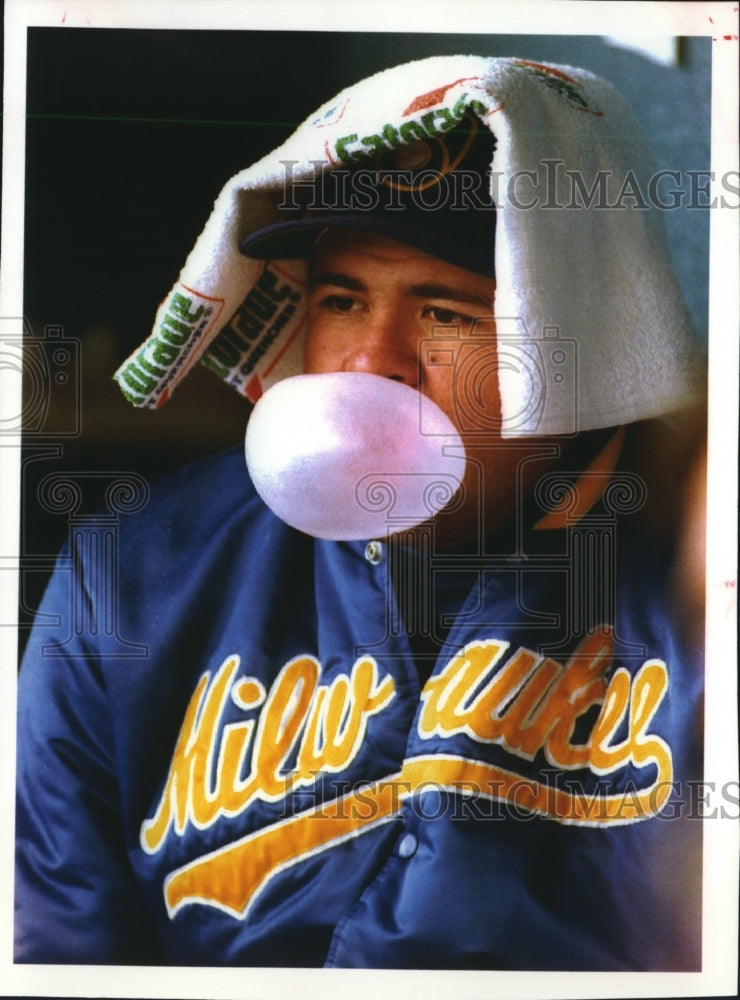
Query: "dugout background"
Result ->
[[17, 28, 712, 647]]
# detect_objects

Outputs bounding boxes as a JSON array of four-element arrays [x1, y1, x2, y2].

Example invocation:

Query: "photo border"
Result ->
[[1, 2, 737, 997]]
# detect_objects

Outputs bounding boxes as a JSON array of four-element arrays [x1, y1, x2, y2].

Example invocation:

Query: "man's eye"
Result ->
[[424, 306, 472, 326], [317, 295, 362, 314]]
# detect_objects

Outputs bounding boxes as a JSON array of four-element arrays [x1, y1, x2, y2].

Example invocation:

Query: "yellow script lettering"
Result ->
[[141, 654, 395, 853]]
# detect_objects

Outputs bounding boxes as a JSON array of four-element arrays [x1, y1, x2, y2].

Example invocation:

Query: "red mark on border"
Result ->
[[181, 284, 225, 304], [403, 77, 478, 115], [245, 376, 262, 403], [513, 59, 582, 87], [483, 103, 506, 120], [323, 140, 340, 168]]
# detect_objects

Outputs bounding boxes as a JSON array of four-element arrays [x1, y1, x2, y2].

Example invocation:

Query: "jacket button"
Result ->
[[397, 832, 418, 859], [364, 540, 384, 565]]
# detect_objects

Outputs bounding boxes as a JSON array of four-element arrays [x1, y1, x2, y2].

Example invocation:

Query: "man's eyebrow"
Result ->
[[307, 273, 492, 308], [406, 282, 492, 308], [307, 271, 366, 293]]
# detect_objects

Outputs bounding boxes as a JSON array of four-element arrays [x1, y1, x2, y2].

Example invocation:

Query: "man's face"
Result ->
[[304, 229, 558, 546]]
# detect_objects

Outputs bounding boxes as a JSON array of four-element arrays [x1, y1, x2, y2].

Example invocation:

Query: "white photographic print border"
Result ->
[[1, 2, 737, 997]]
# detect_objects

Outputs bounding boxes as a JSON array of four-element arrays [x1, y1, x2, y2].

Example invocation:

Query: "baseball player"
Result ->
[[15, 55, 705, 970]]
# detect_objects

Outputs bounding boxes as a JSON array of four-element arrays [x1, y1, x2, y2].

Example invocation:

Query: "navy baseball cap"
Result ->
[[239, 114, 497, 278]]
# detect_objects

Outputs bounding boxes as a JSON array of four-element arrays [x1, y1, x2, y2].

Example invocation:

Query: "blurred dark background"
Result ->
[[18, 28, 711, 641]]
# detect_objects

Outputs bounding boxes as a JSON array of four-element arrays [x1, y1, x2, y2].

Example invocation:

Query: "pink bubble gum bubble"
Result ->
[[244, 372, 466, 540]]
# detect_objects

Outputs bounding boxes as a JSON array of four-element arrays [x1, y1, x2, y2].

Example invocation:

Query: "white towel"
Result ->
[[115, 54, 703, 436]]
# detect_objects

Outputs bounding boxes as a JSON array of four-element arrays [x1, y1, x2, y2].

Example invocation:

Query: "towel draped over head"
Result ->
[[115, 54, 703, 436]]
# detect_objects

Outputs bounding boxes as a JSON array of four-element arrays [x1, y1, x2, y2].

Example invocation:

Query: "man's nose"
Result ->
[[341, 318, 419, 386]]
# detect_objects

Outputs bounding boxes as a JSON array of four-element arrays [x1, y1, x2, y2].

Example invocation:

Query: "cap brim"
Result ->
[[239, 213, 495, 278]]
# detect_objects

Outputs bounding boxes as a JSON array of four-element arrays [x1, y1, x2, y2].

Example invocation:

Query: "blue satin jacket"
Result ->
[[15, 443, 703, 969]]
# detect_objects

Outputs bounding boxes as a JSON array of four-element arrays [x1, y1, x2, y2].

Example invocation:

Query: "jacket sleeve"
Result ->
[[15, 541, 156, 964]]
